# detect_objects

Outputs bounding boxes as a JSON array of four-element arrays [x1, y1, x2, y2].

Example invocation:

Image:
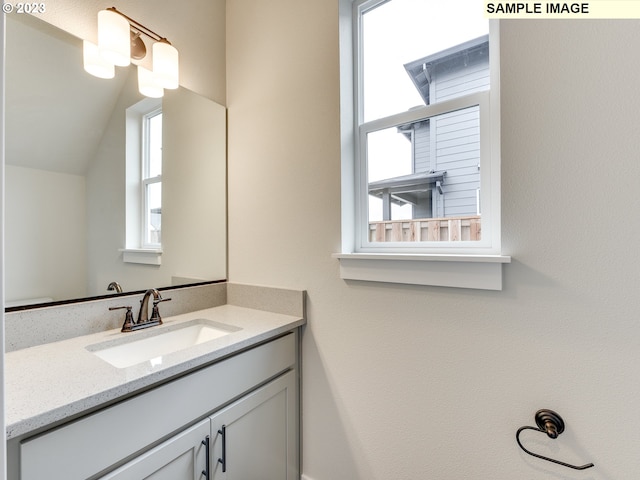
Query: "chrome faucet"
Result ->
[[138, 288, 171, 325]]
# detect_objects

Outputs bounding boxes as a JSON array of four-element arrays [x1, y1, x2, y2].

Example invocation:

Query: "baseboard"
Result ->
[[301, 475, 315, 480]]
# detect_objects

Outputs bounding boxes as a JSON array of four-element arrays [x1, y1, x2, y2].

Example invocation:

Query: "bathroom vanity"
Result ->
[[4, 9, 301, 480], [5, 284, 305, 480]]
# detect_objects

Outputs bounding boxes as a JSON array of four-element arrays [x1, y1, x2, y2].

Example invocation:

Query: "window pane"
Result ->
[[367, 105, 482, 243], [367, 126, 413, 222], [147, 113, 162, 178], [146, 182, 162, 245], [362, 0, 489, 122]]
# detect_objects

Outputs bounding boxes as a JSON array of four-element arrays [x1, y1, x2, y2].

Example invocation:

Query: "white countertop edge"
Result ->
[[6, 305, 305, 439]]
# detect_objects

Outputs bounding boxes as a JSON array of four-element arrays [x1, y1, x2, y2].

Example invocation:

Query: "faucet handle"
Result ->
[[153, 296, 172, 305], [150, 297, 171, 324], [109, 306, 135, 332]]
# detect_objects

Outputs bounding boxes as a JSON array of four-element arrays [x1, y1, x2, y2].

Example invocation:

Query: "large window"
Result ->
[[337, 0, 509, 289], [354, 0, 500, 254]]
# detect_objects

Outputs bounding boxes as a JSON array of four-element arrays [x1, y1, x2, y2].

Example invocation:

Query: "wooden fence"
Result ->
[[369, 215, 481, 242]]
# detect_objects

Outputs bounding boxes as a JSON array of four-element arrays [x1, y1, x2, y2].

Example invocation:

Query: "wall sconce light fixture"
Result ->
[[83, 7, 179, 98]]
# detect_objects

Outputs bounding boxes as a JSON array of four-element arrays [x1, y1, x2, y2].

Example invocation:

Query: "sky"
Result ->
[[363, 0, 488, 220], [363, 0, 489, 121]]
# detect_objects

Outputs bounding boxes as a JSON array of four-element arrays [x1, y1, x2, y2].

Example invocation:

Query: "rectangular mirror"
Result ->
[[4, 14, 227, 309]]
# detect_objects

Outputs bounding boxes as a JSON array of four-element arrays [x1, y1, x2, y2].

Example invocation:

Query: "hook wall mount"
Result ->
[[516, 409, 594, 471]]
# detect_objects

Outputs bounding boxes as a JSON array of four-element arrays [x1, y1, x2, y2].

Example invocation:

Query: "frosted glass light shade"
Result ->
[[98, 9, 131, 67], [152, 41, 179, 89], [138, 66, 164, 98], [83, 40, 115, 79]]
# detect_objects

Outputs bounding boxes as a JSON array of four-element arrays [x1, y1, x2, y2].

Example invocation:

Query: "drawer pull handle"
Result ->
[[201, 435, 210, 479], [218, 425, 227, 472]]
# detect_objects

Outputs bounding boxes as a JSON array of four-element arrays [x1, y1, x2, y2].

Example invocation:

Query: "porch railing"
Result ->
[[369, 215, 481, 242]]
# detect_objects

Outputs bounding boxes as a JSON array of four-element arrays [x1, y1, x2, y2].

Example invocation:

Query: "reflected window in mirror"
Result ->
[[143, 108, 163, 247], [125, 98, 164, 264]]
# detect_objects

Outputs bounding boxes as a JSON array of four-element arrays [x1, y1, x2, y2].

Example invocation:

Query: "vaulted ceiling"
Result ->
[[5, 14, 129, 175]]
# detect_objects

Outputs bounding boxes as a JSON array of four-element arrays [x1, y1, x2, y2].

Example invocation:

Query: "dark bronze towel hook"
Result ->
[[516, 409, 594, 471]]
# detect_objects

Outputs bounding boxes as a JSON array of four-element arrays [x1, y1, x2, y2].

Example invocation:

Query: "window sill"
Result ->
[[333, 253, 511, 290], [120, 248, 163, 265]]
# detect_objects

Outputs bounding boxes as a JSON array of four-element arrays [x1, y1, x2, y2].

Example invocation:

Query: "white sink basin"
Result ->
[[87, 319, 240, 368]]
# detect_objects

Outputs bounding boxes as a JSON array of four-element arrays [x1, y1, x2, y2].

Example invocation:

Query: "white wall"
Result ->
[[5, 165, 87, 303], [85, 69, 140, 296], [162, 87, 227, 284], [227, 4, 640, 479]]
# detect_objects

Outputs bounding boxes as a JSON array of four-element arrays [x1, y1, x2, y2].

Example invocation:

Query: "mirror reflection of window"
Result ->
[[143, 110, 163, 247], [125, 97, 163, 254]]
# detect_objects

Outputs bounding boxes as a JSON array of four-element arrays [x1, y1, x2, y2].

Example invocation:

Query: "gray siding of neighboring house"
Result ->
[[413, 120, 430, 174], [412, 122, 431, 218], [433, 107, 480, 217], [411, 50, 488, 218], [432, 60, 489, 103]]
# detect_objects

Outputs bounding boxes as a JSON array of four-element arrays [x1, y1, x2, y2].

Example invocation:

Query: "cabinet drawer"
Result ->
[[21, 333, 295, 480]]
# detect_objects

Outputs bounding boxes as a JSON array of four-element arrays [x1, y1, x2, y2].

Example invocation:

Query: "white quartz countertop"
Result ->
[[5, 304, 304, 439]]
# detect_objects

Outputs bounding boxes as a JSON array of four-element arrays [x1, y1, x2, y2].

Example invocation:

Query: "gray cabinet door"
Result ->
[[101, 419, 209, 480], [209, 370, 298, 480]]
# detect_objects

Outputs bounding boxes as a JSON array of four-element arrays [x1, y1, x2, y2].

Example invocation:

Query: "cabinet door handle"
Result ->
[[201, 435, 210, 480], [217, 425, 227, 473]]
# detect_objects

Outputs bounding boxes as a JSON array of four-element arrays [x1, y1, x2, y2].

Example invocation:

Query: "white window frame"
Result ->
[[122, 98, 163, 265], [334, 0, 510, 290], [141, 107, 163, 249]]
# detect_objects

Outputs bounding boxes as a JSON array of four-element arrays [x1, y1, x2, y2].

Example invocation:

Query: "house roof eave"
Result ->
[[403, 34, 490, 105]]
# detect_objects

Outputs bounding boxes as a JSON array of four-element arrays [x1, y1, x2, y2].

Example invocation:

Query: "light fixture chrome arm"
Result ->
[[105, 7, 172, 45]]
